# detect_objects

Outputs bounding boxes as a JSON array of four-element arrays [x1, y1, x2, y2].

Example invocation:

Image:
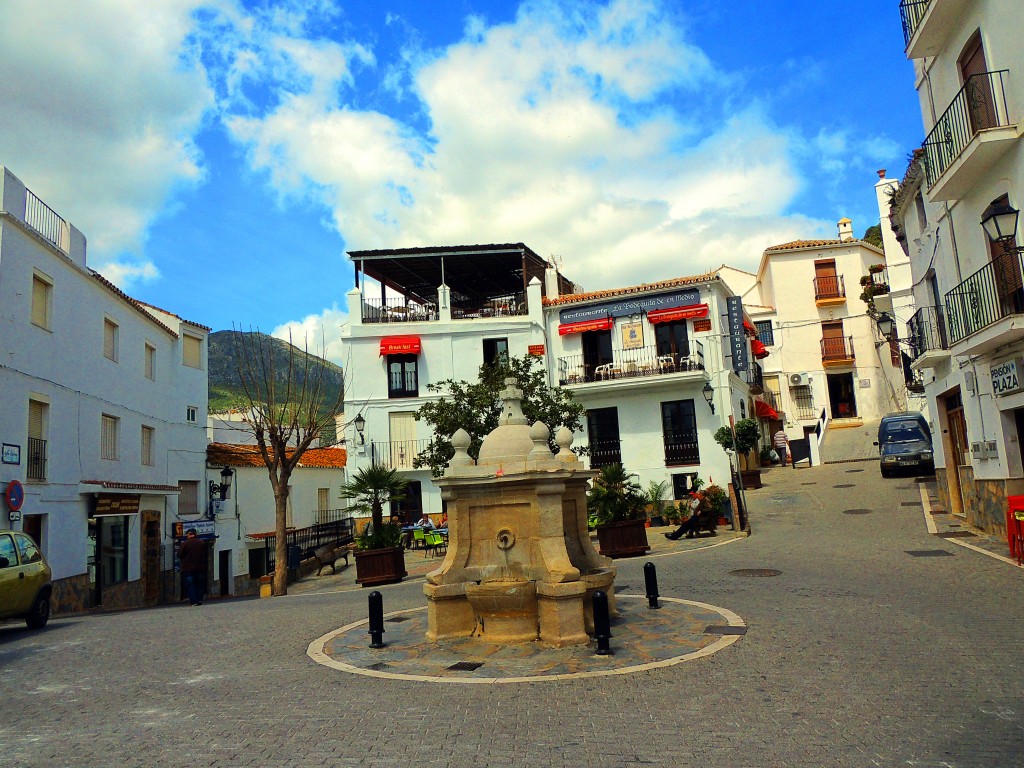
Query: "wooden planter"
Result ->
[[354, 546, 407, 587], [740, 469, 762, 490], [596, 518, 651, 559]]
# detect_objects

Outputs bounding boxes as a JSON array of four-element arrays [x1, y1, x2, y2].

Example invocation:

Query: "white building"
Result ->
[[890, 0, 1024, 533], [0, 167, 209, 613], [341, 243, 764, 523], [719, 220, 906, 456]]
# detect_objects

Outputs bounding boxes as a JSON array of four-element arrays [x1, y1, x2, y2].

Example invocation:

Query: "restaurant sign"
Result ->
[[558, 289, 700, 324], [94, 493, 140, 516], [991, 358, 1024, 396]]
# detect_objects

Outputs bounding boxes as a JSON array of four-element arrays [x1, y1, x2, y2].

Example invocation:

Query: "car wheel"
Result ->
[[25, 590, 50, 629], [880, 467, 890, 478]]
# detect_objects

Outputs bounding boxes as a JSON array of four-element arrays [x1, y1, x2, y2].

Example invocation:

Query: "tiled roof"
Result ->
[[134, 299, 213, 332], [207, 442, 347, 469], [543, 271, 718, 307], [81, 481, 182, 492], [764, 239, 850, 252], [90, 271, 179, 337]]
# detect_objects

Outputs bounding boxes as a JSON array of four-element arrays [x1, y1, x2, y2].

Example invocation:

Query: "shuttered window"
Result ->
[[101, 414, 119, 460], [141, 425, 154, 466], [31, 272, 52, 329], [145, 343, 156, 380], [182, 334, 202, 368], [28, 400, 46, 440], [103, 319, 119, 362], [178, 481, 198, 516]]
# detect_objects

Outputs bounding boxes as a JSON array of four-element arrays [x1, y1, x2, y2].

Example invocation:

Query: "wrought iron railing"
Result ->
[[923, 70, 1011, 188], [557, 341, 704, 385], [24, 189, 68, 252], [813, 275, 845, 301], [759, 389, 779, 412], [588, 440, 622, 469], [452, 292, 527, 320], [899, 0, 931, 47], [663, 430, 700, 466], [361, 297, 438, 323], [26, 437, 47, 481], [370, 438, 429, 470], [259, 517, 355, 573], [821, 335, 856, 363], [315, 508, 350, 526], [945, 249, 1024, 344], [745, 362, 764, 391], [907, 305, 948, 361], [789, 386, 816, 421]]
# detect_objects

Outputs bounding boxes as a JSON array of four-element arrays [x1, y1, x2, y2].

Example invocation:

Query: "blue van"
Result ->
[[875, 413, 934, 478]]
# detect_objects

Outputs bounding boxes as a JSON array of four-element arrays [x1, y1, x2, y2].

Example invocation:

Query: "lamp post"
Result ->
[[353, 413, 366, 446], [209, 465, 234, 502], [980, 198, 1020, 244]]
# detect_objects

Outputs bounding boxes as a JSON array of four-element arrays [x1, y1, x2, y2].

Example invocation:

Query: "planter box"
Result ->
[[354, 546, 407, 587], [596, 518, 651, 559], [740, 469, 762, 490]]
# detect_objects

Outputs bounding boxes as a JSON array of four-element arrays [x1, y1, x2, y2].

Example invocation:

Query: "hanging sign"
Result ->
[[727, 296, 749, 372], [621, 321, 644, 350]]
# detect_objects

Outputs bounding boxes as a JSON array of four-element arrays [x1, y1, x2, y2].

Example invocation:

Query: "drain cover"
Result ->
[[801, 482, 817, 486], [730, 568, 782, 577], [906, 549, 954, 557], [447, 661, 484, 672], [833, 484, 855, 488], [842, 509, 872, 515], [846, 469, 865, 473], [366, 662, 390, 671], [705, 625, 747, 635], [900, 502, 919, 507], [936, 531, 977, 538]]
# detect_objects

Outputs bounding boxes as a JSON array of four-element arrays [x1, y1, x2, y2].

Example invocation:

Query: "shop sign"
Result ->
[[693, 318, 712, 333], [727, 296, 748, 372], [528, 344, 545, 356], [621, 322, 643, 350], [558, 288, 700, 324], [991, 358, 1024, 396], [173, 520, 215, 538], [94, 494, 140, 516]]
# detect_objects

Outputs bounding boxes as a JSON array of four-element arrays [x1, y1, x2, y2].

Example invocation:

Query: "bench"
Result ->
[[313, 543, 352, 575]]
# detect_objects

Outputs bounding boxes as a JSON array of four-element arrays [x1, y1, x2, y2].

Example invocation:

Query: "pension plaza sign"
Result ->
[[991, 358, 1024, 396]]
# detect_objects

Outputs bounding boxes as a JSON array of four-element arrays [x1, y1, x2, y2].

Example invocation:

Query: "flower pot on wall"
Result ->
[[595, 518, 651, 559], [354, 546, 407, 587]]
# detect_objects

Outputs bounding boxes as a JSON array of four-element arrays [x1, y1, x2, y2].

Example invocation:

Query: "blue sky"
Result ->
[[0, 0, 923, 361]]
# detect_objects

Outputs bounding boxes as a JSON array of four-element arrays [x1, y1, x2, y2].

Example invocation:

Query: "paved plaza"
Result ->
[[2, 462, 1023, 767]]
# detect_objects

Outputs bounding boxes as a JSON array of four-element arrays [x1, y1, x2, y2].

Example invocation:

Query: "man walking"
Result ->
[[773, 427, 791, 466], [179, 528, 208, 606]]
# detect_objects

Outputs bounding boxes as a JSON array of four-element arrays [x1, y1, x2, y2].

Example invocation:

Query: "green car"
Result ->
[[0, 530, 52, 629]]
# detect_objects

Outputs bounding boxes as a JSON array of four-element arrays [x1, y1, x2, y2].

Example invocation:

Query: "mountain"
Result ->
[[207, 330, 345, 420]]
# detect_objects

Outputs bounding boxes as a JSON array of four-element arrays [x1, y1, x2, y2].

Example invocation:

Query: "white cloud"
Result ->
[[0, 0, 214, 289], [95, 260, 161, 290], [271, 304, 349, 364]]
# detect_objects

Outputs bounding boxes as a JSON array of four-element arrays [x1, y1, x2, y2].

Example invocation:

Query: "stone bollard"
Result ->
[[644, 561, 660, 609]]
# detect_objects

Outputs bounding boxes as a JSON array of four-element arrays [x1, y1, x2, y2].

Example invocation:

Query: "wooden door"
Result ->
[[814, 260, 839, 297], [944, 393, 968, 515], [959, 33, 996, 132], [142, 511, 161, 605], [388, 412, 417, 469]]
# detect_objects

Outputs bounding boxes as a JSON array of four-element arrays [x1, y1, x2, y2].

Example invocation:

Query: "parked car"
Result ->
[[875, 415, 934, 478], [0, 530, 52, 628]]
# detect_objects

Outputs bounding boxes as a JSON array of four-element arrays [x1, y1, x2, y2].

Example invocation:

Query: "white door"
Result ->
[[388, 413, 417, 469]]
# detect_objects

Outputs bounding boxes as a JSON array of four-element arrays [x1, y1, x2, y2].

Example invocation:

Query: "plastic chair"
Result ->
[[424, 531, 447, 557], [412, 528, 426, 549]]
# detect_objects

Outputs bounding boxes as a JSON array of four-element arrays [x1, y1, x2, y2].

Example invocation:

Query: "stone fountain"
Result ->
[[423, 378, 617, 647]]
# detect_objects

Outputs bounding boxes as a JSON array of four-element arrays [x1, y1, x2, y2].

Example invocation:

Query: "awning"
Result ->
[[751, 339, 770, 359], [743, 319, 758, 336], [754, 400, 779, 420], [379, 335, 421, 355], [558, 317, 614, 336], [647, 303, 710, 324]]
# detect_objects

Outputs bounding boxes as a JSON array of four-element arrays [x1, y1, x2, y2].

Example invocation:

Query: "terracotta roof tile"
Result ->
[[764, 239, 848, 252], [543, 271, 718, 307], [207, 442, 347, 469], [90, 271, 180, 337]]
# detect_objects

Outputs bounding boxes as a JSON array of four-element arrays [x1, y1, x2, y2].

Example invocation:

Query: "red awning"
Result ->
[[754, 399, 779, 420], [751, 339, 770, 359], [647, 303, 710, 324], [743, 318, 757, 336], [379, 335, 421, 356], [558, 317, 614, 335]]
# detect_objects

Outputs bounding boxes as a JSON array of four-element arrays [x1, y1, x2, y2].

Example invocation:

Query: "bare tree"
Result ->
[[232, 328, 345, 596]]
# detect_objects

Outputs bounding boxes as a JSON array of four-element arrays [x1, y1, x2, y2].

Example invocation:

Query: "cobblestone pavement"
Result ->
[[2, 463, 1022, 767]]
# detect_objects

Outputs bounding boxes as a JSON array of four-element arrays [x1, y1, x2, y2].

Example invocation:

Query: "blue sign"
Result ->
[[727, 296, 749, 372], [559, 289, 701, 324]]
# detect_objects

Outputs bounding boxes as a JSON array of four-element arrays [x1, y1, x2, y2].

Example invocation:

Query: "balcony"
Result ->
[[907, 305, 951, 370], [923, 70, 1019, 202], [744, 362, 765, 393], [663, 430, 700, 466], [370, 438, 429, 470], [588, 440, 622, 470], [813, 275, 846, 307], [26, 437, 47, 481], [362, 297, 438, 324], [821, 335, 856, 367], [900, 0, 966, 59], [557, 341, 704, 387], [944, 249, 1024, 354]]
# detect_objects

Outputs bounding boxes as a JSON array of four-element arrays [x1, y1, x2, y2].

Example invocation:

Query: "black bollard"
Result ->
[[644, 561, 660, 609], [593, 590, 612, 655], [368, 591, 385, 649]]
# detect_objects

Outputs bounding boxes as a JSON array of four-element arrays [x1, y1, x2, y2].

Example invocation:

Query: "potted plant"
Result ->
[[340, 465, 409, 587], [644, 480, 670, 526], [587, 464, 650, 558], [714, 418, 763, 490], [704, 483, 730, 526]]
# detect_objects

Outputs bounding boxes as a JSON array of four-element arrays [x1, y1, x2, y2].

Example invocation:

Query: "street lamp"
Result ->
[[353, 413, 366, 445], [876, 312, 895, 338], [701, 382, 716, 414], [980, 199, 1020, 243], [209, 465, 234, 502]]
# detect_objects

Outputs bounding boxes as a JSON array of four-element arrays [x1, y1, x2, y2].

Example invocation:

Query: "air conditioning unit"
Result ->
[[789, 372, 810, 387]]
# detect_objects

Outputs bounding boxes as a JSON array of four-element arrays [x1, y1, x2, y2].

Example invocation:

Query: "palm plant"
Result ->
[[587, 464, 646, 526], [339, 464, 408, 550]]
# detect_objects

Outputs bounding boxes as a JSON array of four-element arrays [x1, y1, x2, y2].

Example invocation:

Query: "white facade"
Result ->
[[892, 0, 1024, 532], [0, 167, 209, 612]]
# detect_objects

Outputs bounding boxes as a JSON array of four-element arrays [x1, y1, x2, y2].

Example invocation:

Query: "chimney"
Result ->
[[877, 169, 886, 179], [838, 217, 854, 242]]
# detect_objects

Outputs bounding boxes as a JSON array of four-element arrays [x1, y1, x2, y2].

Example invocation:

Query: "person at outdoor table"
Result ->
[[439, 511, 448, 528], [416, 514, 435, 530]]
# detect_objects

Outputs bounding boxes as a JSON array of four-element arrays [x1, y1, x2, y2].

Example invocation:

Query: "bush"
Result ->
[[587, 464, 647, 526]]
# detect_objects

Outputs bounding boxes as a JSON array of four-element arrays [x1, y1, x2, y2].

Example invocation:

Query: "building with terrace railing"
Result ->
[[340, 244, 762, 522], [0, 166, 209, 614], [888, 0, 1024, 536]]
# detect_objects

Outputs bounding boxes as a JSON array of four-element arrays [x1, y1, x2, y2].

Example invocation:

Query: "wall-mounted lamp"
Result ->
[[209, 465, 234, 502], [353, 413, 366, 445], [876, 311, 895, 338], [981, 198, 1020, 244], [701, 382, 716, 414]]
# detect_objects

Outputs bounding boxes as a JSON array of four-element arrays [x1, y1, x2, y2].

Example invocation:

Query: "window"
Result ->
[[144, 343, 156, 380], [0, 534, 17, 568], [655, 321, 690, 358], [914, 192, 928, 231], [586, 408, 622, 469], [97, 516, 128, 587], [182, 334, 203, 368], [14, 532, 42, 564], [483, 338, 509, 366], [755, 320, 774, 346], [103, 318, 119, 362], [31, 271, 53, 330], [317, 488, 330, 524], [387, 354, 419, 398], [813, 260, 843, 300], [101, 414, 119, 460], [178, 480, 199, 516], [186, 406, 198, 423], [141, 425, 154, 466], [27, 399, 48, 482], [671, 472, 700, 501], [661, 399, 699, 465]]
